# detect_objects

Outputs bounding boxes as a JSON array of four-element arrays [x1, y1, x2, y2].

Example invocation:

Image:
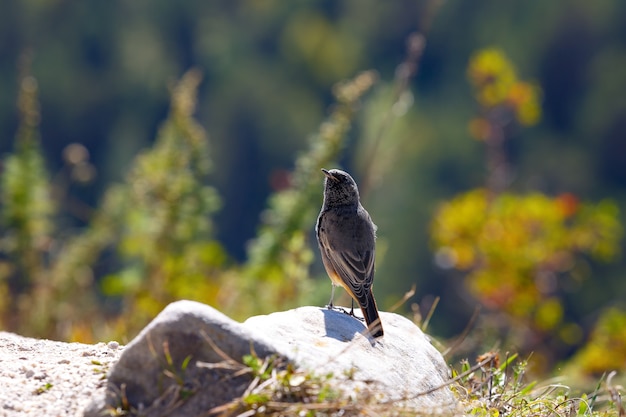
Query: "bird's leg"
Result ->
[[326, 285, 336, 310], [347, 299, 365, 321], [326, 285, 348, 313]]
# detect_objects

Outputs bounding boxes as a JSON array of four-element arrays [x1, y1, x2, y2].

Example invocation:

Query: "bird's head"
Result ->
[[321, 168, 361, 206]]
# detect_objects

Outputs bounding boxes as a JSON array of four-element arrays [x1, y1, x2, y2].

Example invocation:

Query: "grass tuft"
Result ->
[[452, 351, 624, 417]]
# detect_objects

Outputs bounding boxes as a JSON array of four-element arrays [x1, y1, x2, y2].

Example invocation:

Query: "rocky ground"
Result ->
[[0, 331, 123, 417]]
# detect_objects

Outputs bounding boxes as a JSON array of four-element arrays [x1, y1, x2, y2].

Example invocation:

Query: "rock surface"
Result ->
[[86, 300, 457, 416], [244, 306, 455, 409], [85, 300, 279, 417], [0, 331, 122, 417]]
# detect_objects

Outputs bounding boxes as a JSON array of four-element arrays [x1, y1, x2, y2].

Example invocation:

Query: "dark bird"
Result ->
[[316, 168, 384, 338]]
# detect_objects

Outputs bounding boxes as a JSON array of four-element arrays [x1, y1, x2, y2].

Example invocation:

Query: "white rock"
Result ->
[[85, 300, 457, 416], [244, 306, 455, 410]]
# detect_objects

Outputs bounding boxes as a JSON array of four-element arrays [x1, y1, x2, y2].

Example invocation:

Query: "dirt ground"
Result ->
[[0, 331, 122, 417]]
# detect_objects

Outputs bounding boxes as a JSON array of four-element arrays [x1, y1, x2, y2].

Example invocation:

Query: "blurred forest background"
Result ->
[[1, 0, 626, 379]]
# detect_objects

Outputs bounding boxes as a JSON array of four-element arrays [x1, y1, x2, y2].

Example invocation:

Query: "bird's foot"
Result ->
[[349, 311, 366, 322], [326, 304, 349, 314]]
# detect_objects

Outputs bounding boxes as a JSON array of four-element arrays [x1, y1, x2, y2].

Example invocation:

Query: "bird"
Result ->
[[315, 168, 384, 338]]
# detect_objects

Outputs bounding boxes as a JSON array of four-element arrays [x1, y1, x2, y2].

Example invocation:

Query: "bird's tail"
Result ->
[[360, 291, 384, 338]]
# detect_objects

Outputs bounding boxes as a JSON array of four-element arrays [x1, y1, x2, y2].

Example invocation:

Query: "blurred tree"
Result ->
[[430, 48, 622, 369], [569, 307, 626, 375], [237, 71, 379, 318], [1, 69, 227, 341], [100, 69, 226, 337], [0, 55, 56, 336], [0, 67, 380, 342]]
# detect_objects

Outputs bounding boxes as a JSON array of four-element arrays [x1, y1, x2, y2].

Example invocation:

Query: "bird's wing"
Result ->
[[321, 238, 375, 304]]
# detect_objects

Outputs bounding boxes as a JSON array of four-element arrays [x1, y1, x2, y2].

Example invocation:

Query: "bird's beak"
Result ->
[[321, 168, 338, 182]]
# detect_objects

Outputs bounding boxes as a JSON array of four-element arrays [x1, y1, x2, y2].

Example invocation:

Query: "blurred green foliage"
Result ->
[[570, 307, 626, 374], [100, 69, 226, 335], [431, 49, 623, 372], [0, 61, 56, 336], [2, 68, 228, 340], [240, 71, 378, 317], [467, 48, 541, 128], [432, 190, 621, 347], [0, 66, 376, 341]]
